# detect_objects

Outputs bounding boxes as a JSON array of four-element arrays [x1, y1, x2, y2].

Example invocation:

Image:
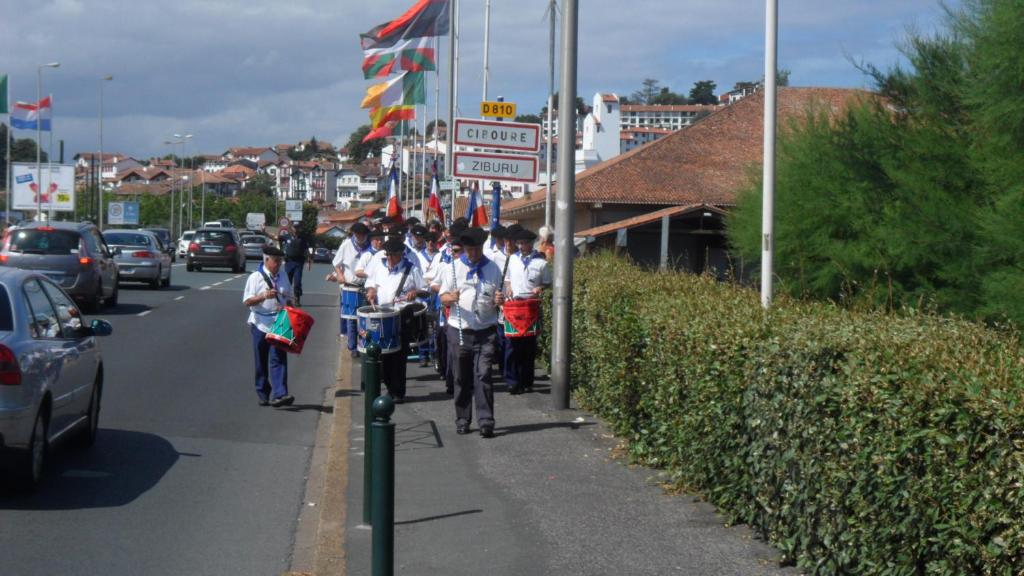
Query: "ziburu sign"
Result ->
[[453, 151, 538, 184]]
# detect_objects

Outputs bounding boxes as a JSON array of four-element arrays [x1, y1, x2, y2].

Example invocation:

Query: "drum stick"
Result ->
[[447, 188, 464, 346]]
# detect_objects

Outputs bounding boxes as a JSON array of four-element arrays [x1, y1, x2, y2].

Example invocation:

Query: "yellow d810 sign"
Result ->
[[480, 101, 516, 119]]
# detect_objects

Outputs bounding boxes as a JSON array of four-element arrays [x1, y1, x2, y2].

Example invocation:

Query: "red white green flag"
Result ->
[[360, 71, 425, 109], [363, 37, 436, 79]]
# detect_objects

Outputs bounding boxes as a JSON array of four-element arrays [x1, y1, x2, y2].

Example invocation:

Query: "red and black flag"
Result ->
[[360, 0, 450, 51]]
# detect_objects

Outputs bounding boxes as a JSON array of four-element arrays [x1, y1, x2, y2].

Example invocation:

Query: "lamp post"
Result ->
[[36, 62, 59, 222], [164, 139, 182, 234], [173, 133, 192, 234], [97, 75, 112, 229]]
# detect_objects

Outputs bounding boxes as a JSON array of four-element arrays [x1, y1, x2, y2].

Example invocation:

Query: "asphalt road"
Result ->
[[0, 259, 341, 576]]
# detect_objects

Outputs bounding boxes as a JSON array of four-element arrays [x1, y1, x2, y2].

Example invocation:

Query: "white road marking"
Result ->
[[174, 296, 184, 301], [137, 310, 152, 317], [212, 281, 224, 286], [200, 286, 212, 291]]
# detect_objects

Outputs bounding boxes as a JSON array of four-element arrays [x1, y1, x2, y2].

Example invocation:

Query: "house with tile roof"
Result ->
[[502, 87, 870, 272]]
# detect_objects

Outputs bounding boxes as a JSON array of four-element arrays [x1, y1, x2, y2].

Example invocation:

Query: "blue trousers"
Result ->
[[343, 318, 358, 351], [504, 335, 537, 391], [286, 261, 304, 298], [251, 323, 288, 400]]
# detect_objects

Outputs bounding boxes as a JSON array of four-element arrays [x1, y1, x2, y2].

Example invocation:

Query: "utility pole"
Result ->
[[544, 0, 557, 229], [551, 0, 577, 410], [761, 0, 778, 309], [98, 75, 112, 229], [446, 0, 457, 179]]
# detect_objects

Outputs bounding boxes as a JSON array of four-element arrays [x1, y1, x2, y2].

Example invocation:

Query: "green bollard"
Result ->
[[362, 342, 382, 525], [371, 394, 396, 576]]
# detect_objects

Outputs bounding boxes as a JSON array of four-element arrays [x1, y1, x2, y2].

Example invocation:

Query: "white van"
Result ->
[[203, 219, 234, 229]]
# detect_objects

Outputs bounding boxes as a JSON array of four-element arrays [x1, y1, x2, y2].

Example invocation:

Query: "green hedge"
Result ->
[[558, 253, 1024, 575]]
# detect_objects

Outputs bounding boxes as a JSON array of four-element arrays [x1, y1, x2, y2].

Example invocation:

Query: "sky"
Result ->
[[0, 0, 957, 161]]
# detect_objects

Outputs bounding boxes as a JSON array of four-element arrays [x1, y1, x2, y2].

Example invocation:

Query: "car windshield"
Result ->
[[241, 236, 265, 245], [195, 230, 233, 245], [182, 232, 194, 241], [146, 229, 170, 242], [7, 229, 81, 255], [104, 232, 152, 247]]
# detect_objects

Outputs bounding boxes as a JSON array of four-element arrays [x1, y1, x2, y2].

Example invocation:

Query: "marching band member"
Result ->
[[437, 227, 505, 437], [331, 222, 369, 357], [486, 225, 510, 373], [354, 229, 385, 281], [430, 221, 467, 394], [242, 246, 295, 407], [503, 228, 552, 394], [364, 237, 426, 403]]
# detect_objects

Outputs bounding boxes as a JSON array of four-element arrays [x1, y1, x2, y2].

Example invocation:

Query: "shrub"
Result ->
[[560, 253, 1024, 574]]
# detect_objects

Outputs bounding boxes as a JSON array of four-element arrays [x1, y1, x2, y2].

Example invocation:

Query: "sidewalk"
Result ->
[[340, 353, 800, 576]]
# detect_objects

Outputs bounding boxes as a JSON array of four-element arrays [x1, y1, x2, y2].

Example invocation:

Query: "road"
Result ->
[[0, 259, 341, 576]]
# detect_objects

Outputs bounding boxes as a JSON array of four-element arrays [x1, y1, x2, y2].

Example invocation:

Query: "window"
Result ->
[[104, 232, 153, 247], [24, 279, 60, 339], [40, 279, 83, 338], [8, 229, 81, 255]]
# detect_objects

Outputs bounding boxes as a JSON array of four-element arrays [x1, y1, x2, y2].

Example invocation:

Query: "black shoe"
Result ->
[[445, 386, 454, 396], [258, 398, 270, 407], [456, 423, 469, 435], [271, 395, 295, 407], [350, 350, 359, 358], [508, 386, 524, 395], [393, 396, 405, 404], [480, 425, 494, 438]]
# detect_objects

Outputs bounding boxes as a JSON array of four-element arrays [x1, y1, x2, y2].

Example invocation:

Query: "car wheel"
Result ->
[[186, 261, 194, 272], [107, 282, 119, 307], [162, 268, 171, 288], [80, 380, 101, 448], [195, 265, 202, 272], [85, 281, 103, 313], [150, 267, 162, 290], [17, 408, 48, 490]]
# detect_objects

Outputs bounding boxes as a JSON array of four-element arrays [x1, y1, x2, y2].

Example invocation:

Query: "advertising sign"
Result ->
[[12, 163, 75, 212], [453, 151, 538, 184], [285, 200, 303, 212], [107, 201, 140, 226], [454, 118, 541, 153]]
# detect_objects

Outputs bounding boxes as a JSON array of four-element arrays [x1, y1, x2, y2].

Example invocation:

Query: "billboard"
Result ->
[[12, 162, 75, 212], [108, 202, 140, 226]]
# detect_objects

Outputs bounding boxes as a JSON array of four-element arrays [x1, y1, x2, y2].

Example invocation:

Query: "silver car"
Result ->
[[0, 268, 113, 489], [103, 230, 173, 289], [240, 234, 268, 260], [177, 230, 195, 258]]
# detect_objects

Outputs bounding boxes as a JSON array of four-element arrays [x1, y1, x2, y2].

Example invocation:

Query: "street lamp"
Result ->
[[164, 139, 182, 235], [173, 133, 192, 233], [35, 62, 59, 222], [97, 75, 113, 229]]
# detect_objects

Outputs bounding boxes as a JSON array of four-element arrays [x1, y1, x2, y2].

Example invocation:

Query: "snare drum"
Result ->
[[357, 305, 401, 354], [397, 301, 430, 346], [502, 298, 540, 338], [341, 284, 367, 319]]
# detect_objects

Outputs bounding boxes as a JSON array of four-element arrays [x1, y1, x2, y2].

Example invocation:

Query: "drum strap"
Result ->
[[259, 269, 283, 305], [393, 262, 412, 302]]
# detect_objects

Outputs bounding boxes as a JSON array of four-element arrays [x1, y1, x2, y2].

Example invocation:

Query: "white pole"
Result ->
[[5, 76, 11, 226], [761, 0, 778, 309], [482, 0, 491, 102], [544, 0, 556, 228], [47, 96, 53, 221], [445, 0, 457, 180], [35, 68, 42, 221]]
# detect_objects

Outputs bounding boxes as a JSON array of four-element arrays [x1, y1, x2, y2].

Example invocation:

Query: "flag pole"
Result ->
[[761, 0, 778, 309], [36, 72, 42, 221], [5, 76, 11, 226], [445, 0, 456, 180], [47, 93, 54, 222]]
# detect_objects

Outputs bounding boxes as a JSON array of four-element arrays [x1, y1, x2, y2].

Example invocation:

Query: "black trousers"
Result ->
[[505, 335, 537, 391], [381, 340, 409, 400], [448, 325, 497, 427]]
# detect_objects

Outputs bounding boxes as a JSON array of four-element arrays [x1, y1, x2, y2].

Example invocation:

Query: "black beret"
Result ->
[[380, 216, 395, 225], [383, 237, 406, 253], [424, 232, 439, 242], [263, 246, 285, 257], [405, 216, 421, 226], [452, 216, 469, 227], [448, 221, 467, 237], [505, 223, 523, 236], [514, 228, 538, 242], [350, 222, 369, 235], [411, 224, 428, 237], [368, 230, 386, 238], [459, 227, 489, 247], [490, 224, 508, 239]]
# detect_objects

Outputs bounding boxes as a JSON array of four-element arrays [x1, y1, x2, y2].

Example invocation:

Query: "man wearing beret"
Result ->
[[437, 227, 505, 437], [430, 221, 467, 394], [504, 228, 552, 394], [365, 237, 426, 402], [332, 222, 370, 356], [242, 246, 296, 407]]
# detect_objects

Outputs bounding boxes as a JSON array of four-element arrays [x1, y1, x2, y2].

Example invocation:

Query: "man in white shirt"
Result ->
[[429, 220, 467, 394], [365, 237, 426, 403], [331, 222, 369, 355], [242, 246, 295, 407], [437, 227, 504, 437], [503, 228, 551, 394]]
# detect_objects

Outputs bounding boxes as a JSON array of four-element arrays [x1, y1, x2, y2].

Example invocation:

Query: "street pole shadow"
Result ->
[[395, 420, 444, 450], [395, 508, 482, 526], [0, 428, 183, 509], [491, 421, 594, 438]]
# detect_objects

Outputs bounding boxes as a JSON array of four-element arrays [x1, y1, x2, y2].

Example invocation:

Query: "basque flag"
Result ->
[[360, 0, 449, 51], [465, 181, 487, 227], [11, 96, 52, 131], [386, 160, 404, 224]]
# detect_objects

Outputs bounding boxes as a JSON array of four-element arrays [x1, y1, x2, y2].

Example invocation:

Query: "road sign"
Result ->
[[453, 151, 538, 184], [454, 118, 541, 153], [278, 217, 291, 228], [439, 180, 456, 191], [480, 100, 516, 119], [285, 200, 302, 212], [286, 210, 303, 222], [107, 201, 139, 226]]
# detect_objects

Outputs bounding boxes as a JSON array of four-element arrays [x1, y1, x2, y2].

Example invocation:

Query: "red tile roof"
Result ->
[[621, 104, 720, 113], [575, 204, 727, 239], [503, 87, 870, 216], [601, 94, 619, 103]]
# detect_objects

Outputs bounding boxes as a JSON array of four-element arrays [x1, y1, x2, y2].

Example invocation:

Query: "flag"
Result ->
[[386, 161, 404, 224], [363, 37, 436, 79], [428, 159, 445, 225], [361, 72, 425, 109], [490, 181, 501, 234], [0, 75, 7, 114], [360, 0, 449, 51], [369, 105, 416, 129], [465, 181, 487, 227], [11, 96, 51, 131], [362, 122, 395, 143]]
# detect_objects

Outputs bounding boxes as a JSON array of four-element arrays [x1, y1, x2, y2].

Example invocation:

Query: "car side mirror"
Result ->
[[111, 247, 122, 257], [90, 319, 113, 337]]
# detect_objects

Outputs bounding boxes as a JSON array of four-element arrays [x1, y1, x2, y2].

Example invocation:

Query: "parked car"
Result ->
[[103, 230, 173, 289], [142, 228, 177, 262], [0, 221, 119, 312], [202, 219, 234, 229], [240, 234, 269, 260], [312, 247, 332, 263], [177, 230, 195, 258], [186, 228, 246, 272], [0, 267, 113, 489]]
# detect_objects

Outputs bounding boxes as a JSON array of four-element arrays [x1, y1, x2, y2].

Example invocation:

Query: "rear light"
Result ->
[[37, 226, 55, 232], [132, 251, 157, 258], [225, 245, 237, 253], [188, 242, 200, 253], [79, 257, 94, 267], [0, 254, 7, 265], [0, 344, 21, 386]]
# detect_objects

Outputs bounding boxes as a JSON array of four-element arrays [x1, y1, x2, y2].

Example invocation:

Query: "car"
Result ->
[[142, 228, 177, 262], [202, 219, 234, 229], [0, 221, 119, 312], [312, 247, 332, 263], [240, 234, 269, 260], [102, 230, 173, 289], [186, 228, 246, 272], [177, 230, 195, 258], [0, 267, 113, 489]]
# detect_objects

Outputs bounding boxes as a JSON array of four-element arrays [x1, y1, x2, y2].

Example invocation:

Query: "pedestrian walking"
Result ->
[[437, 227, 505, 437], [331, 222, 370, 356], [242, 246, 295, 407], [503, 228, 551, 394]]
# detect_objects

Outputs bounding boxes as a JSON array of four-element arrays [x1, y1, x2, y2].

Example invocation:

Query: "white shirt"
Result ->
[[332, 236, 366, 283], [427, 245, 454, 286], [243, 265, 293, 333], [507, 251, 551, 297], [365, 256, 426, 306], [411, 244, 433, 274], [488, 246, 509, 280], [355, 248, 380, 277], [436, 255, 503, 330]]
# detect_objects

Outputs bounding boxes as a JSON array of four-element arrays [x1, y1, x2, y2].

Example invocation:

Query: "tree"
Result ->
[[630, 78, 661, 105], [345, 125, 387, 163], [688, 80, 718, 105], [514, 113, 542, 124], [543, 92, 588, 116], [245, 173, 275, 196], [650, 87, 689, 105], [426, 119, 447, 138]]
